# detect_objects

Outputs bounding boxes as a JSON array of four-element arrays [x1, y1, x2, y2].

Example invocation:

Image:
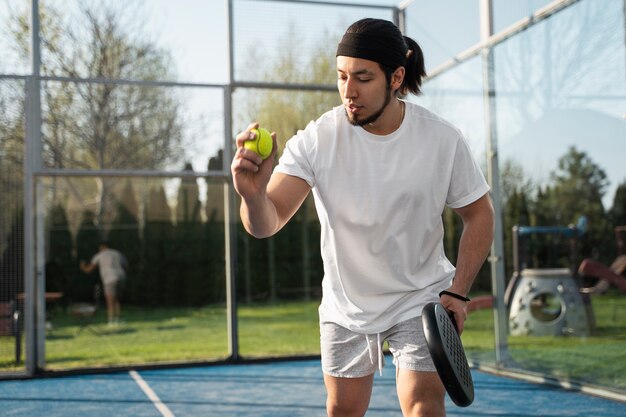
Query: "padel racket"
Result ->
[[422, 302, 474, 407]]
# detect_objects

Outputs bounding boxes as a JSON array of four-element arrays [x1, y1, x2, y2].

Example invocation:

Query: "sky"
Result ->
[[1, 0, 624, 210]]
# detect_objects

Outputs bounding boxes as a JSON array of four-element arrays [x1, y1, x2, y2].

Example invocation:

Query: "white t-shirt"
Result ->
[[91, 248, 127, 285], [275, 102, 490, 333]]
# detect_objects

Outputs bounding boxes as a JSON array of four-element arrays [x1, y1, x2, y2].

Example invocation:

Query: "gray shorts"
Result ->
[[103, 279, 125, 299], [320, 316, 436, 378]]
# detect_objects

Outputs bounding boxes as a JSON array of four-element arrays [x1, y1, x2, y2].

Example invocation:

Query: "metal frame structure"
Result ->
[[479, 0, 509, 367], [11, 0, 588, 376], [14, 0, 401, 375]]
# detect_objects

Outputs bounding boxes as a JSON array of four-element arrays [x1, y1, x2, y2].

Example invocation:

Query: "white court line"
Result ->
[[129, 370, 176, 417]]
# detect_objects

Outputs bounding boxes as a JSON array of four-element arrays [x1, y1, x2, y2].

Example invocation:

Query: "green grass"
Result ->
[[0, 301, 321, 371], [1, 294, 624, 392], [460, 292, 626, 389], [504, 294, 626, 388]]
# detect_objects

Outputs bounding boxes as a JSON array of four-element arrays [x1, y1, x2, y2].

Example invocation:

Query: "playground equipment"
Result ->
[[578, 225, 626, 295], [468, 217, 597, 336], [508, 268, 590, 336], [506, 218, 592, 336], [468, 221, 626, 336]]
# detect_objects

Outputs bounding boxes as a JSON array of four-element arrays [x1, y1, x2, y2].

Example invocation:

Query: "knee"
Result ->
[[323, 373, 373, 417], [326, 398, 368, 417], [407, 400, 445, 417]]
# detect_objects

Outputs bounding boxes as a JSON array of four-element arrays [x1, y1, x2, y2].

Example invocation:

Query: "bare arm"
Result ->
[[240, 172, 310, 237], [231, 123, 311, 238], [80, 260, 97, 274], [441, 193, 495, 332]]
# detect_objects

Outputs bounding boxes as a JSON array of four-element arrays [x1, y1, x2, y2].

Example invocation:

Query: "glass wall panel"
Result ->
[[494, 0, 626, 389], [236, 194, 322, 358], [41, 176, 228, 369], [492, 0, 555, 33], [413, 56, 486, 166], [232, 88, 338, 358], [0, 1, 30, 76], [41, 81, 225, 173], [404, 0, 480, 72], [232, 0, 394, 84], [412, 56, 495, 365], [41, 0, 228, 84], [0, 79, 26, 372]]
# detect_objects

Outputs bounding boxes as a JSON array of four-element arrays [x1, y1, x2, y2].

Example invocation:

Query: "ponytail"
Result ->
[[400, 35, 426, 96]]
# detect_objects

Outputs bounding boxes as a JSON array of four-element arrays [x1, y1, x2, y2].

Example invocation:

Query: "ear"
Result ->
[[390, 66, 405, 91]]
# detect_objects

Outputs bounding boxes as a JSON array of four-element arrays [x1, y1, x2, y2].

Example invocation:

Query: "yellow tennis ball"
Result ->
[[244, 127, 273, 159]]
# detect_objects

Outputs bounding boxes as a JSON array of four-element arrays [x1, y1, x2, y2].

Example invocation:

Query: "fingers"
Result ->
[[451, 308, 466, 334], [230, 123, 277, 201], [232, 123, 263, 173], [440, 297, 468, 334], [269, 131, 278, 158], [232, 146, 262, 173], [234, 122, 260, 148], [232, 122, 278, 172], [444, 308, 465, 334]]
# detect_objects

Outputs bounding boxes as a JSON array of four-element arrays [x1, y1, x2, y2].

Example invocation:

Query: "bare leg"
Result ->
[[324, 373, 374, 417], [104, 292, 115, 325], [114, 300, 121, 322], [396, 369, 446, 417]]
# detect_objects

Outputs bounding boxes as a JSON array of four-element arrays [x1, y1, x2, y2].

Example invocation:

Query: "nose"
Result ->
[[342, 77, 357, 100]]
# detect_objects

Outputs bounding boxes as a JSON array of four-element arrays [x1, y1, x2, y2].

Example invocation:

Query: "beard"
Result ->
[[345, 84, 393, 127]]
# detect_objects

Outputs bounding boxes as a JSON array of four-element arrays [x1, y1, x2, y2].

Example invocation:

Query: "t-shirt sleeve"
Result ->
[[90, 253, 100, 265], [274, 121, 317, 187], [446, 136, 490, 208]]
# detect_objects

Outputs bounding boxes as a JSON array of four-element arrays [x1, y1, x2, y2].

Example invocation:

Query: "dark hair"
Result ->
[[343, 18, 426, 96]]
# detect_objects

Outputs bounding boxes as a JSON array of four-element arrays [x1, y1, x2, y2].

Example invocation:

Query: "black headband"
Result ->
[[336, 32, 407, 69]]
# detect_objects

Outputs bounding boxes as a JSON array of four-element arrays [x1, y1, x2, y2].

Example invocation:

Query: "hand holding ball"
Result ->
[[244, 127, 273, 159]]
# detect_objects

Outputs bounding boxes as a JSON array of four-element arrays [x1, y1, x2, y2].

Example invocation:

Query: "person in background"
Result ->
[[80, 241, 127, 327], [231, 18, 494, 417]]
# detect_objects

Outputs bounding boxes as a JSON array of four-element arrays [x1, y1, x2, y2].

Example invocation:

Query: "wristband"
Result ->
[[438, 290, 471, 302]]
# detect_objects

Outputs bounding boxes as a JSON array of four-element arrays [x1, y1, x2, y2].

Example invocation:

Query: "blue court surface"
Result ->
[[0, 357, 624, 416]]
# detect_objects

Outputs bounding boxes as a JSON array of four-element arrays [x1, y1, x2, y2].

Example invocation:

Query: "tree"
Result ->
[[0, 81, 25, 261], [609, 180, 626, 228], [108, 180, 141, 303], [500, 159, 535, 207], [46, 204, 73, 307], [0, 211, 24, 302], [172, 163, 208, 306], [234, 24, 338, 303], [608, 180, 626, 257], [522, 147, 611, 268], [3, 1, 191, 308], [73, 210, 101, 302], [503, 189, 531, 276], [7, 2, 185, 228], [204, 164, 226, 303], [250, 25, 339, 153], [142, 184, 175, 306], [549, 147, 608, 259]]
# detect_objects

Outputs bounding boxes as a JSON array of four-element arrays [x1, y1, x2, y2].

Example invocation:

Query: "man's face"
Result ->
[[336, 56, 393, 127]]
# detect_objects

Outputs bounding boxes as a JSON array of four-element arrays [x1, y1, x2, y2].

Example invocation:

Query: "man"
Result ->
[[80, 241, 127, 326], [231, 18, 494, 417]]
